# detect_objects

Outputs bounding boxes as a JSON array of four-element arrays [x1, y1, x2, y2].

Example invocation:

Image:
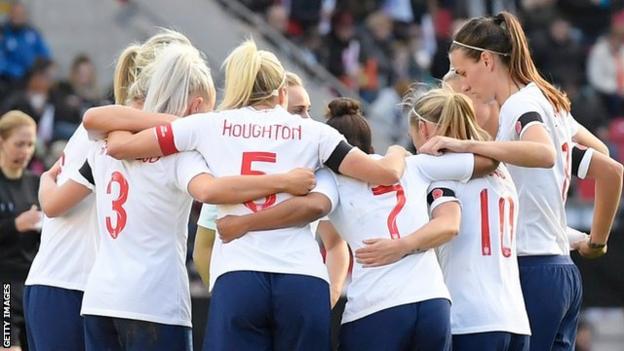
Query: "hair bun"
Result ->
[[326, 97, 362, 119]]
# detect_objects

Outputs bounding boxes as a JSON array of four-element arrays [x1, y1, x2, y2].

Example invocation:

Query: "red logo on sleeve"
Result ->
[[432, 188, 444, 200]]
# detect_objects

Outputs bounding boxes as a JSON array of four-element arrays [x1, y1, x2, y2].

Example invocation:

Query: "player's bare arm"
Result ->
[[216, 192, 332, 243], [354, 202, 461, 267], [187, 168, 316, 205], [338, 145, 407, 186]]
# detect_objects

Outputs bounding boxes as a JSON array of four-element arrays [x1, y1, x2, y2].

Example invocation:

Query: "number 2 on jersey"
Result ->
[[371, 184, 406, 239], [480, 189, 515, 257], [241, 152, 277, 213], [106, 171, 129, 239]]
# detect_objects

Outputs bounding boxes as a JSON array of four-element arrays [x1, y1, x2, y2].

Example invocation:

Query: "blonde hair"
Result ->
[[140, 44, 215, 115], [219, 40, 286, 110], [113, 29, 192, 105], [0, 111, 37, 140], [404, 87, 490, 142], [285, 71, 303, 87]]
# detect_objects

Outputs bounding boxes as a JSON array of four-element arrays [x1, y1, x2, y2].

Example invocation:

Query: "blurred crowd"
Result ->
[[0, 2, 110, 174], [238, 0, 624, 203]]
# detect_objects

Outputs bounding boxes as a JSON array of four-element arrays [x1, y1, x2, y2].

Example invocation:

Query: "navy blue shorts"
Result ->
[[203, 271, 331, 351], [518, 255, 582, 351], [339, 298, 451, 351], [453, 332, 529, 351], [24, 284, 85, 351], [83, 315, 191, 351]]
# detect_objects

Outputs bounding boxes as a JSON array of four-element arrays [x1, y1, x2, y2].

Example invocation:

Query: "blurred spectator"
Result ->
[[367, 78, 411, 152], [358, 11, 395, 102], [56, 54, 106, 116], [265, 4, 288, 36], [587, 10, 624, 118], [453, 0, 517, 17], [298, 28, 323, 66], [518, 0, 558, 33], [566, 81, 609, 136], [0, 110, 40, 351], [1, 58, 81, 144], [288, 0, 322, 35], [320, 11, 361, 89], [0, 2, 51, 84], [531, 17, 584, 87], [575, 319, 593, 351]]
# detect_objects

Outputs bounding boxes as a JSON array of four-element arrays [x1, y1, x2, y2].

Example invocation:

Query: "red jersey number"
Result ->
[[106, 171, 129, 239], [241, 152, 277, 213], [371, 184, 406, 239], [480, 189, 515, 257]]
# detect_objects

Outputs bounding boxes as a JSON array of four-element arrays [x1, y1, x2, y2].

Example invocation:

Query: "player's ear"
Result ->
[[278, 87, 288, 108], [188, 96, 205, 114]]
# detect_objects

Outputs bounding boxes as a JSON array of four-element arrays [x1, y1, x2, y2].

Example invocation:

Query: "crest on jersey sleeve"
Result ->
[[432, 188, 444, 200]]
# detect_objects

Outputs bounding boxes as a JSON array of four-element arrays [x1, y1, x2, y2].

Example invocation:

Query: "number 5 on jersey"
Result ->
[[241, 152, 277, 213], [106, 171, 129, 239]]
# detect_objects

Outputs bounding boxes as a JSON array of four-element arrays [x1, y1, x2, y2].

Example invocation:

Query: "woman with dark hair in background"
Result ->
[[0, 110, 40, 351]]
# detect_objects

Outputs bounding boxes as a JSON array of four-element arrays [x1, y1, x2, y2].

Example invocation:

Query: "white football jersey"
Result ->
[[159, 106, 347, 289], [26, 125, 99, 291], [497, 82, 579, 256], [324, 153, 474, 324], [432, 165, 531, 335], [71, 140, 209, 327]]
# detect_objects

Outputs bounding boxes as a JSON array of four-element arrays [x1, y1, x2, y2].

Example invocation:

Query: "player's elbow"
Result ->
[[40, 201, 63, 218], [537, 145, 556, 168], [105, 140, 129, 160], [303, 195, 332, 220], [603, 159, 624, 183], [82, 107, 102, 131], [375, 169, 401, 186]]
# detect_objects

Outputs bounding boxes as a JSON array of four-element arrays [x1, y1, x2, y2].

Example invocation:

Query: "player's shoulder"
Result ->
[[500, 83, 544, 116]]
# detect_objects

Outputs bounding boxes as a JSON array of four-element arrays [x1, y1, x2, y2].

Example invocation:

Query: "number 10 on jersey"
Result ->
[[480, 189, 515, 257]]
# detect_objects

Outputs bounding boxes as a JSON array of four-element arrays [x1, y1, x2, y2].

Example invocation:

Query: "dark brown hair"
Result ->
[[326, 97, 373, 154], [451, 11, 570, 113]]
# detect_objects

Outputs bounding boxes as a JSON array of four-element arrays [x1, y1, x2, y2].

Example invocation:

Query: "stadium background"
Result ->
[[0, 0, 623, 349]]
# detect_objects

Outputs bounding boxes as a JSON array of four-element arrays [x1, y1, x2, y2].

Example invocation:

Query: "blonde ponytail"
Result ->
[[219, 39, 286, 110], [113, 29, 193, 106], [405, 87, 490, 142], [113, 45, 140, 104], [141, 44, 215, 115]]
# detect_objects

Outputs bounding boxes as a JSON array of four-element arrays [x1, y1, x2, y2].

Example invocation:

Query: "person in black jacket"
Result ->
[[0, 110, 40, 351]]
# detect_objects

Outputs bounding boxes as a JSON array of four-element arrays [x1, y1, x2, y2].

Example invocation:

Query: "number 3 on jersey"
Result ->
[[480, 189, 514, 257], [371, 184, 406, 239], [106, 171, 129, 239], [241, 152, 277, 213]]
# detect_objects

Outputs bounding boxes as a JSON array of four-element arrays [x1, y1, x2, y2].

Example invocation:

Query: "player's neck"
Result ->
[[495, 74, 523, 108], [250, 103, 278, 111], [0, 161, 23, 179]]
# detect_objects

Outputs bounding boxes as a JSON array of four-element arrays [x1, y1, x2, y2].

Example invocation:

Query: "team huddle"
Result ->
[[17, 10, 623, 351]]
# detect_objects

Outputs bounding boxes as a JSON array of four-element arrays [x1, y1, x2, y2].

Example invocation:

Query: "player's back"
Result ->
[[169, 106, 346, 288], [26, 125, 98, 291], [498, 82, 577, 256], [435, 165, 530, 335], [78, 141, 206, 327], [329, 153, 475, 324]]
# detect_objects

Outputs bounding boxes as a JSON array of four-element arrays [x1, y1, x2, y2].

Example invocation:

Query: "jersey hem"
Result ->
[[81, 308, 192, 328], [24, 278, 87, 292], [451, 324, 531, 336], [341, 294, 451, 324], [210, 267, 329, 291]]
